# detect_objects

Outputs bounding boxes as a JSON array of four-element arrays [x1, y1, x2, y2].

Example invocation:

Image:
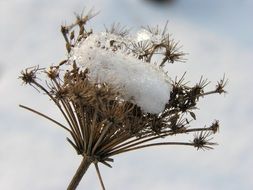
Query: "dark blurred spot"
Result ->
[[143, 0, 176, 6]]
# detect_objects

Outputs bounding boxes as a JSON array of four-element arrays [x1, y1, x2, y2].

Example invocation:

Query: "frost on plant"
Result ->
[[19, 10, 227, 190]]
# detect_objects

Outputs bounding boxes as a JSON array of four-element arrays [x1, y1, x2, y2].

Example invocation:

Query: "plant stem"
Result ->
[[107, 142, 194, 157], [67, 156, 92, 190], [19, 104, 71, 133], [94, 163, 106, 190]]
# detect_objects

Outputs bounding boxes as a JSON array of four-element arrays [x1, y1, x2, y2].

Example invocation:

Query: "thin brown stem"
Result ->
[[98, 133, 130, 155], [33, 81, 74, 132], [108, 142, 195, 156], [159, 57, 168, 67], [19, 104, 71, 133], [51, 79, 84, 148], [104, 127, 212, 156], [52, 79, 83, 141], [92, 123, 111, 155], [87, 109, 97, 155], [61, 100, 83, 147], [67, 156, 92, 190], [147, 44, 160, 62], [94, 163, 106, 190], [199, 90, 219, 97]]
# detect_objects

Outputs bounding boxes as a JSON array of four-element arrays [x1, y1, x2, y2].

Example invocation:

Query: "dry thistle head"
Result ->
[[215, 75, 228, 94], [19, 9, 227, 190], [105, 22, 130, 37], [133, 21, 186, 65], [210, 120, 220, 134], [19, 66, 40, 84], [192, 131, 217, 150]]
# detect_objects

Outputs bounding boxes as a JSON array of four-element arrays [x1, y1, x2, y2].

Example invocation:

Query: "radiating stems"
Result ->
[[33, 81, 74, 134], [103, 127, 212, 156], [97, 133, 130, 154], [92, 123, 111, 155], [52, 79, 83, 144], [87, 109, 98, 155], [107, 142, 195, 157]]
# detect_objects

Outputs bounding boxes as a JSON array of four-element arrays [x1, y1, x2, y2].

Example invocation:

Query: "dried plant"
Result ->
[[19, 10, 227, 190]]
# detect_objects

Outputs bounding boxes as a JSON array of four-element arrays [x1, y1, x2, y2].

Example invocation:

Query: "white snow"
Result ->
[[71, 32, 172, 114], [136, 29, 164, 44], [136, 29, 152, 42]]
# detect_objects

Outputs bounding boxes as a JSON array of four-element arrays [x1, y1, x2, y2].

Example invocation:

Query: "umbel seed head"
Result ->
[[19, 9, 227, 190]]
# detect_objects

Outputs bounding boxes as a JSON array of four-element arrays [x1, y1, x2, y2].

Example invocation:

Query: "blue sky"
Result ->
[[0, 0, 253, 189]]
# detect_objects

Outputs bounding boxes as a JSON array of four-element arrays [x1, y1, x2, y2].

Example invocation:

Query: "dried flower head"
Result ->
[[19, 10, 226, 190], [19, 66, 39, 84], [215, 75, 228, 94], [210, 120, 220, 134], [192, 131, 217, 150], [105, 22, 130, 37]]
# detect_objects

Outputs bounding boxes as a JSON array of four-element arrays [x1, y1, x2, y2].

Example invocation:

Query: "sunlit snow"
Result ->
[[71, 32, 172, 114]]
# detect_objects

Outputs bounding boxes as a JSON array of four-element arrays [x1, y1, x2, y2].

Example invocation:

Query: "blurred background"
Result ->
[[0, 0, 252, 189]]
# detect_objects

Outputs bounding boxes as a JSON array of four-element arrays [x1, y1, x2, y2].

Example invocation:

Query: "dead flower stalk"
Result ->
[[19, 10, 227, 190]]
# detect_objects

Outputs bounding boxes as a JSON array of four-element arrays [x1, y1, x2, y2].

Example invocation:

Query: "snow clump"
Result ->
[[71, 32, 172, 114]]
